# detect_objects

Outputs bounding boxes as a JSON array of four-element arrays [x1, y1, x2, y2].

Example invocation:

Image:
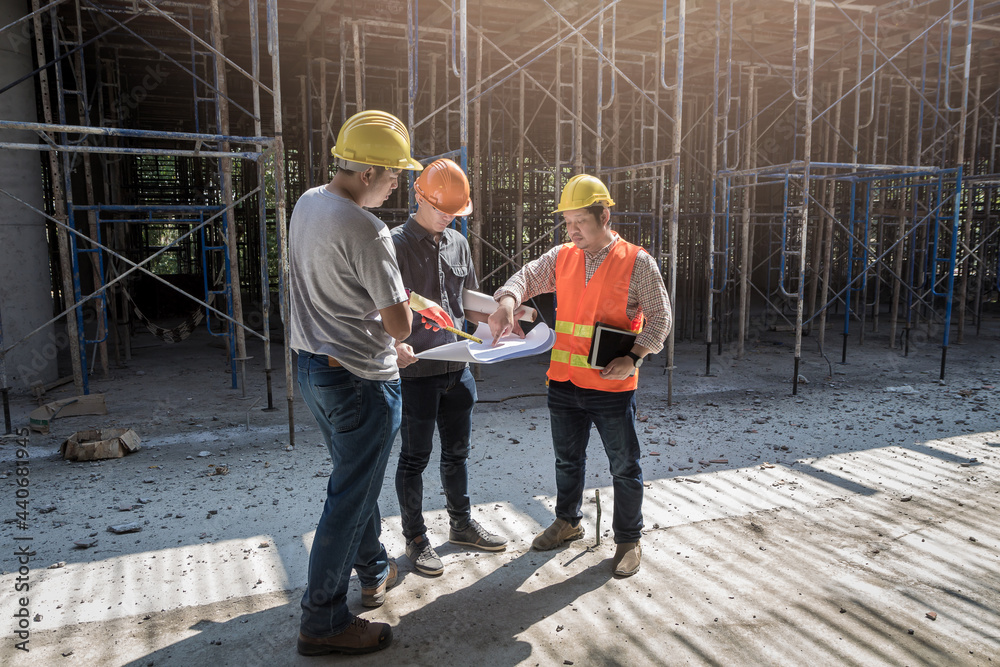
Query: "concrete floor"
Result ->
[[1, 322, 998, 666]]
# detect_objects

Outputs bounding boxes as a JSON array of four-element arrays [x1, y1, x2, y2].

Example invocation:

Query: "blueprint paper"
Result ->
[[415, 322, 555, 364]]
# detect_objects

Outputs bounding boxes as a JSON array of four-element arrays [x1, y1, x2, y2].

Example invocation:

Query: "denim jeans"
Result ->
[[395, 367, 476, 541], [547, 379, 643, 543], [296, 352, 401, 637]]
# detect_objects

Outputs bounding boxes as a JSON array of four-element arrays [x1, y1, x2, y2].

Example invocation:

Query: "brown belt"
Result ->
[[326, 356, 342, 367]]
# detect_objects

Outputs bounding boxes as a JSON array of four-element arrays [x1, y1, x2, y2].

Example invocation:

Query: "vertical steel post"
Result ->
[[320, 54, 329, 182], [339, 18, 347, 121], [249, 0, 273, 411], [818, 69, 846, 353], [352, 21, 363, 112], [706, 1, 721, 376], [554, 29, 563, 221], [265, 0, 293, 445], [890, 82, 912, 349], [517, 70, 524, 263], [211, 0, 245, 390], [406, 0, 418, 208], [954, 1, 975, 343], [666, 0, 684, 405], [50, 2, 90, 395], [305, 41, 315, 185], [459, 0, 468, 237], [299, 76, 309, 180], [737, 66, 753, 361], [940, 166, 963, 380], [35, 0, 84, 393], [429, 53, 438, 156], [472, 31, 482, 275], [574, 32, 583, 174], [69, 3, 108, 379], [792, 0, 815, 395]]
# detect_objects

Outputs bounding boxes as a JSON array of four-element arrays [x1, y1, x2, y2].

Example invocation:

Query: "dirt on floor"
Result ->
[[1, 319, 998, 666]]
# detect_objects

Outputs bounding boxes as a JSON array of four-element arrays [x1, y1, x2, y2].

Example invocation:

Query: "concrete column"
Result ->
[[0, 5, 59, 392]]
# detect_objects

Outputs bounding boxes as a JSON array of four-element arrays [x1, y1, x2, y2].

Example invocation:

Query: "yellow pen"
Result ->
[[442, 325, 483, 345]]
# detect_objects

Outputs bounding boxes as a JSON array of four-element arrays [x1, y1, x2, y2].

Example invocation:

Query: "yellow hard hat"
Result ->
[[331, 110, 424, 172], [414, 158, 473, 216], [552, 174, 615, 213]]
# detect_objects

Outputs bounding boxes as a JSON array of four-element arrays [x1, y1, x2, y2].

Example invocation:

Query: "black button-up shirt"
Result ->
[[390, 217, 478, 378]]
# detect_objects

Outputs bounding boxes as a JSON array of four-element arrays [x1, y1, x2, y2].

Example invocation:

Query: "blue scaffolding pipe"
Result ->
[[939, 166, 964, 378], [68, 215, 110, 354]]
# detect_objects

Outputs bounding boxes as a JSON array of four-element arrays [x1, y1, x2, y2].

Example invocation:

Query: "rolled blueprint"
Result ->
[[463, 289, 537, 322]]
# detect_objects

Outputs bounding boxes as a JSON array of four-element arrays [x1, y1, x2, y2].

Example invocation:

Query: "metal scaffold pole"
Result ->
[[666, 0, 684, 405], [263, 0, 293, 447], [792, 0, 816, 396]]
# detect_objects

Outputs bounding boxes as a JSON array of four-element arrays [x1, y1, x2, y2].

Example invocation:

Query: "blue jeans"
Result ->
[[547, 380, 643, 543], [296, 352, 401, 637], [395, 368, 476, 541]]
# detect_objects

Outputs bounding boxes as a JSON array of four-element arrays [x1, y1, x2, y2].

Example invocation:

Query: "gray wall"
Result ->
[[0, 5, 59, 392]]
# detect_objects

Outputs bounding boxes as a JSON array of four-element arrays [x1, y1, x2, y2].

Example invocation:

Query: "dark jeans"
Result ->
[[547, 379, 643, 544], [395, 367, 477, 541], [296, 352, 400, 637]]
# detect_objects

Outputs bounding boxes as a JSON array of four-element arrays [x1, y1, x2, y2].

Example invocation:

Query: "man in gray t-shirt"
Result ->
[[289, 187, 407, 380], [290, 110, 424, 658]]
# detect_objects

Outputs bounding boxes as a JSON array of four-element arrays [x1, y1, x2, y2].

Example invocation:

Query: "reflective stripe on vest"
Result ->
[[547, 240, 643, 392], [549, 348, 591, 368], [553, 320, 594, 339]]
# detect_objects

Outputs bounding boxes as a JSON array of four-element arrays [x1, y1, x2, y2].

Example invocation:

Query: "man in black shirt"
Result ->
[[391, 159, 507, 578]]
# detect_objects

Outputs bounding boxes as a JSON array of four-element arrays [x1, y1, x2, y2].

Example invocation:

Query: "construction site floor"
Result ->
[[1, 323, 998, 666]]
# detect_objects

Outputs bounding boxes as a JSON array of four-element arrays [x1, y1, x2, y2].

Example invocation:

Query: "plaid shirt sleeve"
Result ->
[[627, 250, 672, 354], [493, 245, 562, 307]]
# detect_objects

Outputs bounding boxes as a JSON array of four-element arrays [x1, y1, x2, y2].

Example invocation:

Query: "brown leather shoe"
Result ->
[[612, 541, 641, 577], [297, 616, 392, 656], [361, 559, 398, 608], [531, 518, 585, 551]]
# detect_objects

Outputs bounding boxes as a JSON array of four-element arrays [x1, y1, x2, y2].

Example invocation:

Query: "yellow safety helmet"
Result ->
[[331, 110, 424, 172], [552, 174, 615, 214]]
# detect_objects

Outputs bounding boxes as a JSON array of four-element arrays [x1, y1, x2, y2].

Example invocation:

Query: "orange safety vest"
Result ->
[[547, 239, 643, 392]]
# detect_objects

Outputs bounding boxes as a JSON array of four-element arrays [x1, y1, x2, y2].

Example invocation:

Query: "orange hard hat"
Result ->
[[413, 158, 473, 216]]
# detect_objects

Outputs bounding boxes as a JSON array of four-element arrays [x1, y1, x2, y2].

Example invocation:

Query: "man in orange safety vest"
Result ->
[[488, 174, 672, 577]]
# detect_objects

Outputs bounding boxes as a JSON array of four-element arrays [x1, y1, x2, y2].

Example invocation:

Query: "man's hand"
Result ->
[[487, 296, 525, 347], [407, 291, 455, 330], [600, 356, 636, 381], [395, 342, 419, 368]]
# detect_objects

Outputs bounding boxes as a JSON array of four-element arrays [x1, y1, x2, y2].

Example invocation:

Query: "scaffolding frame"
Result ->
[[4, 0, 1000, 437], [0, 0, 293, 441]]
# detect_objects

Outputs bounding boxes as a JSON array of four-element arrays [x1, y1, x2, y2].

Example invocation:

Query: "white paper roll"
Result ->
[[463, 289, 537, 322]]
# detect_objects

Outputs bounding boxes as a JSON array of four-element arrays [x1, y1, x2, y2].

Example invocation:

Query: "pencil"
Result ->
[[443, 325, 483, 344]]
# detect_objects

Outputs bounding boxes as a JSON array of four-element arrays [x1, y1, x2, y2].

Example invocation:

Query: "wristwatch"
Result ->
[[626, 351, 644, 368]]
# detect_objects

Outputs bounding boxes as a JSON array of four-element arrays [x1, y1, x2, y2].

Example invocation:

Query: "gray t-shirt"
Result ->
[[288, 186, 408, 381]]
